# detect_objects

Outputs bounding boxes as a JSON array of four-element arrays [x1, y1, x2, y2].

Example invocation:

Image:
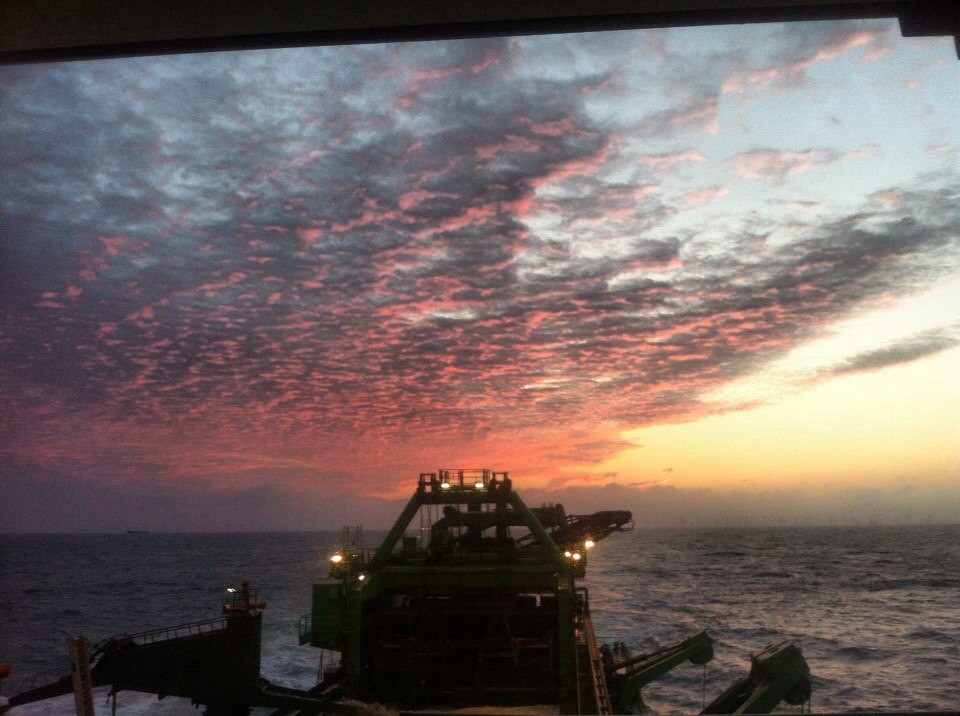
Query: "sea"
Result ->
[[1, 525, 958, 714]]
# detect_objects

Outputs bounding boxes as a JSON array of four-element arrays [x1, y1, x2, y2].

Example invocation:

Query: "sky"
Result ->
[[1, 19, 958, 532]]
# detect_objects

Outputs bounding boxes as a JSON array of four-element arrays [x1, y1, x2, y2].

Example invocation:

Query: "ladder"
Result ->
[[579, 610, 612, 715], [67, 636, 95, 716]]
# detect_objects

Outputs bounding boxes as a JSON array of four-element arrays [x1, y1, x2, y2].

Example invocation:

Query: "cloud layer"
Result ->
[[1, 21, 958, 524]]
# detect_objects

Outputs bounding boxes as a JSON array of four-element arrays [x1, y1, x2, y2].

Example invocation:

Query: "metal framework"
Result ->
[[5, 471, 814, 715], [298, 470, 810, 714]]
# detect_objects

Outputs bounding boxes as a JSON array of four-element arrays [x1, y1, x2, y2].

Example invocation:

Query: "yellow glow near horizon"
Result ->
[[604, 346, 960, 493], [709, 275, 960, 407]]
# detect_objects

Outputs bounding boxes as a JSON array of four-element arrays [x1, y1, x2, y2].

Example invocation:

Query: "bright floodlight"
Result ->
[[584, 539, 595, 549], [358, 573, 366, 581], [226, 587, 237, 593], [474, 481, 484, 489], [330, 553, 344, 564], [440, 482, 451, 489], [572, 552, 582, 561], [564, 550, 572, 558]]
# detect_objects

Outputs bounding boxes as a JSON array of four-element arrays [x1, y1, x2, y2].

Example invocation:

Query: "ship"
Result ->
[[2, 469, 812, 715]]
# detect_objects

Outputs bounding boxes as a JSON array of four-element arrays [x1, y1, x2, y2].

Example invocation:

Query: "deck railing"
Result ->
[[128, 616, 228, 645], [16, 665, 72, 694], [88, 616, 228, 656], [299, 613, 312, 644]]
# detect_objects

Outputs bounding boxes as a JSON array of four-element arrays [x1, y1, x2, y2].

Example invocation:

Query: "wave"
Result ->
[[864, 577, 960, 591], [907, 628, 957, 644]]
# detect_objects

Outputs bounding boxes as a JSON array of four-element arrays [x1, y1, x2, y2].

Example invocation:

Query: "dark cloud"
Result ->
[[0, 454, 399, 532], [545, 438, 640, 464], [504, 480, 960, 529], [721, 22, 893, 94], [1, 25, 958, 500], [824, 327, 960, 377], [5, 456, 957, 532], [636, 95, 719, 137]]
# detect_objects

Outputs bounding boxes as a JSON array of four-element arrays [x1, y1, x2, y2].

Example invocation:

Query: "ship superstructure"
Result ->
[[300, 468, 634, 711], [5, 469, 812, 715]]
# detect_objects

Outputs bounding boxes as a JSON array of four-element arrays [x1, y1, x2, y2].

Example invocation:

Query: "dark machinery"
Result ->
[[299, 469, 635, 711], [299, 469, 812, 713], [4, 584, 335, 715], [6, 469, 812, 714]]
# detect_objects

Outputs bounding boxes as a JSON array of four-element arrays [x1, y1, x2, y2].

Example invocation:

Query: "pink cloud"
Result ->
[[529, 141, 611, 189], [670, 98, 718, 133], [871, 189, 903, 206], [518, 117, 579, 137], [641, 150, 706, 171], [476, 134, 543, 161], [297, 228, 322, 250], [398, 189, 459, 211], [633, 185, 660, 199], [729, 147, 870, 180], [681, 186, 728, 203], [722, 28, 891, 94]]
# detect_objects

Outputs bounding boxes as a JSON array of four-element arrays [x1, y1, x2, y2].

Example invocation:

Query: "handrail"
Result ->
[[129, 616, 227, 645], [16, 665, 72, 693], [418, 468, 509, 488], [90, 616, 229, 657], [582, 609, 613, 715], [299, 613, 312, 644], [572, 588, 613, 714], [16, 618, 226, 694]]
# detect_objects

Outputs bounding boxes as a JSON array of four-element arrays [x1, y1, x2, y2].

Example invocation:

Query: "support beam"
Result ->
[[367, 490, 423, 571], [66, 637, 94, 716]]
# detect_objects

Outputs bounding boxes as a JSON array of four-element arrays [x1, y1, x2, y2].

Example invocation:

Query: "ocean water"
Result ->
[[1, 525, 958, 714]]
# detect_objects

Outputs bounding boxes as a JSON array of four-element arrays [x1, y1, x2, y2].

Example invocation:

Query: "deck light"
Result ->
[[564, 550, 572, 558], [440, 481, 451, 489], [357, 573, 366, 581], [330, 553, 344, 564], [474, 481, 484, 489], [584, 539, 595, 550], [226, 588, 237, 593], [572, 552, 582, 561]]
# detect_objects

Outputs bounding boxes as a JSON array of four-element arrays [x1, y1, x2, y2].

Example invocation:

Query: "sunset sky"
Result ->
[[2, 19, 958, 531]]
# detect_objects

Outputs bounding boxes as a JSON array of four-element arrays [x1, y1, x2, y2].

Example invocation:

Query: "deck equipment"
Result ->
[[6, 469, 812, 715]]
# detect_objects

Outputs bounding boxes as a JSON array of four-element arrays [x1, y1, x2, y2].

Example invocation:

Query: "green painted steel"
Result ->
[[309, 581, 345, 651], [609, 631, 714, 713], [508, 491, 566, 564], [296, 470, 819, 716], [306, 471, 593, 707], [341, 577, 363, 691], [301, 472, 812, 715], [701, 641, 812, 715], [367, 490, 423, 571], [556, 578, 577, 712]]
